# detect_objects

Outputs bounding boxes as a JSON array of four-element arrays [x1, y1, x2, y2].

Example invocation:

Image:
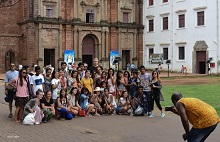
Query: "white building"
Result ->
[[143, 0, 220, 74]]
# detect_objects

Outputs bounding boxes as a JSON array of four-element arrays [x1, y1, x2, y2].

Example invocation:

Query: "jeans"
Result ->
[[188, 123, 218, 142], [143, 91, 153, 112], [58, 108, 73, 120]]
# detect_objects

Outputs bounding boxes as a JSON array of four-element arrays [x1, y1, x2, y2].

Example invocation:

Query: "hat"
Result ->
[[94, 87, 101, 92]]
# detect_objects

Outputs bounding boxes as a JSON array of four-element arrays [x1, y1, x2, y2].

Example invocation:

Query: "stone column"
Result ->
[[37, 24, 44, 68], [101, 31, 105, 59], [105, 31, 109, 58], [38, 0, 41, 16], [58, 0, 61, 17], [73, 29, 78, 58], [57, 24, 63, 68], [78, 30, 82, 60], [133, 29, 137, 59], [118, 29, 122, 70]]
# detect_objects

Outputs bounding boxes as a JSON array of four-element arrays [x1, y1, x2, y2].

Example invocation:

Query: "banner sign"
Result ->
[[64, 50, 74, 65], [110, 50, 119, 70], [149, 54, 163, 64]]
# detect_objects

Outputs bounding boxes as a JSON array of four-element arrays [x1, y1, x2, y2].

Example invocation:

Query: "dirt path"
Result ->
[[163, 77, 220, 86]]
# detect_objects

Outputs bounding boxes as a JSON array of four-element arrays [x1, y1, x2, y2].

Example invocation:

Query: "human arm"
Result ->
[[57, 98, 66, 109], [176, 102, 190, 140]]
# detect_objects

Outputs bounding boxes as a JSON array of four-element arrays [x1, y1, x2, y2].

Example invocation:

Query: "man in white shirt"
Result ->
[[30, 66, 45, 96]]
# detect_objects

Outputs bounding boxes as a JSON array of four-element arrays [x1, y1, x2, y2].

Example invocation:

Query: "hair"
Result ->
[[51, 70, 59, 79], [45, 90, 52, 98], [137, 85, 144, 90], [152, 70, 162, 83], [59, 88, 67, 102], [35, 66, 41, 72], [85, 70, 91, 77], [124, 70, 130, 79], [71, 70, 80, 83], [116, 70, 123, 86], [76, 66, 81, 71], [132, 69, 138, 75], [78, 62, 84, 67], [101, 81, 107, 87], [18, 68, 27, 86], [121, 90, 128, 101], [61, 62, 67, 66], [171, 92, 183, 102], [81, 87, 90, 95], [107, 68, 115, 79], [139, 65, 145, 70], [36, 89, 43, 96], [46, 68, 52, 73], [104, 88, 109, 92], [70, 87, 80, 101], [23, 65, 29, 70]]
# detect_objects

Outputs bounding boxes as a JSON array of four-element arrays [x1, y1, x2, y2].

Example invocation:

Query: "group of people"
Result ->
[[4, 58, 219, 141], [4, 58, 165, 123]]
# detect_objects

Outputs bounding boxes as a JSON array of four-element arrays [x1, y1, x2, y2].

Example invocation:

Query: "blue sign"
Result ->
[[64, 50, 74, 64], [110, 50, 119, 70]]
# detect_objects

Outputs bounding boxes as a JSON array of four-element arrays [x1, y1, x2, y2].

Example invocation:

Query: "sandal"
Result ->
[[8, 114, 13, 118], [14, 120, 20, 123]]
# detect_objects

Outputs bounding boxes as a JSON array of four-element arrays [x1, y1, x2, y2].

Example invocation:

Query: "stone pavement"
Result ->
[[0, 82, 219, 142]]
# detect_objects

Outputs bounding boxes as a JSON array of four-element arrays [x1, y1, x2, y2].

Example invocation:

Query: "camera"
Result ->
[[165, 106, 173, 111]]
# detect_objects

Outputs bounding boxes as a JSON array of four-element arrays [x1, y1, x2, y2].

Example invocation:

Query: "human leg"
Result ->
[[34, 106, 43, 124]]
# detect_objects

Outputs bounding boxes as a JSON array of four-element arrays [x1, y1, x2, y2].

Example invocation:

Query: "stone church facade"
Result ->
[[0, 0, 144, 71]]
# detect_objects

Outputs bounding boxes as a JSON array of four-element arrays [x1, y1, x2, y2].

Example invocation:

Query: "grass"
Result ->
[[161, 84, 220, 115]]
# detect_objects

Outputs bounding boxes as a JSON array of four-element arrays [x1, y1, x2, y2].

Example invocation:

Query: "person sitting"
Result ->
[[103, 88, 117, 115], [91, 87, 103, 115], [80, 87, 95, 117], [57, 88, 73, 120], [131, 86, 148, 116], [23, 89, 44, 125], [68, 87, 82, 116], [40, 90, 55, 123], [116, 90, 131, 115]]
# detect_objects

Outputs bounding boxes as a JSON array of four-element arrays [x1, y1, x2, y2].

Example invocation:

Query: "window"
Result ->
[[197, 11, 204, 26], [123, 12, 129, 23], [149, 0, 154, 6], [163, 17, 168, 30], [149, 48, 154, 58], [178, 14, 185, 28], [149, 19, 154, 32], [46, 5, 54, 18], [163, 48, 168, 60], [86, 9, 95, 23], [179, 46, 185, 60], [163, 0, 168, 3]]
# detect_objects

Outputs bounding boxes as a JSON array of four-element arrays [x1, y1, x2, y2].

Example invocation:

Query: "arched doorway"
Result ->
[[5, 51, 15, 70], [82, 35, 97, 68]]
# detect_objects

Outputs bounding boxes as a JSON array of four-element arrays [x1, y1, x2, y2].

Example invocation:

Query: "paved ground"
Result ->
[[0, 79, 219, 142]]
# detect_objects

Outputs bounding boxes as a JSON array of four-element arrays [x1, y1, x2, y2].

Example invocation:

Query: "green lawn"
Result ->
[[161, 84, 220, 115]]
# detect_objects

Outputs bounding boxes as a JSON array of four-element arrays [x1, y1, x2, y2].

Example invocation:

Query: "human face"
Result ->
[[77, 68, 82, 74], [46, 69, 52, 77], [46, 91, 52, 99], [72, 89, 77, 95], [101, 72, 106, 77], [60, 90, 66, 97], [132, 73, 137, 78], [140, 68, 145, 74], [138, 88, 143, 93], [55, 71, 59, 78], [35, 69, 41, 76], [59, 70, 64, 77], [62, 64, 67, 70], [73, 72, 77, 77], [93, 58, 98, 66], [26, 68, 31, 74], [153, 72, 158, 77], [11, 64, 15, 71], [38, 92, 43, 99], [84, 64, 88, 70], [22, 70, 27, 77], [124, 72, 128, 77], [123, 92, 128, 98], [85, 71, 91, 78], [104, 89, 109, 96]]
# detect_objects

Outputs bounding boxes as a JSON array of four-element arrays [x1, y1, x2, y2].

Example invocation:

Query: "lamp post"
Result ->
[[166, 60, 171, 78]]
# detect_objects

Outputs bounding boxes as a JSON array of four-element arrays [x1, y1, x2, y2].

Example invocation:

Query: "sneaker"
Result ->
[[35, 122, 41, 125], [8, 114, 13, 118], [149, 114, 154, 118], [161, 113, 165, 118], [60, 117, 65, 120]]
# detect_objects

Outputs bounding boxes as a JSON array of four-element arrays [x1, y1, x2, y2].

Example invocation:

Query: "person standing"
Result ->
[[30, 66, 45, 97], [171, 93, 219, 142], [4, 63, 19, 118], [151, 71, 165, 117], [43, 68, 52, 92], [138, 66, 153, 117], [89, 58, 103, 79]]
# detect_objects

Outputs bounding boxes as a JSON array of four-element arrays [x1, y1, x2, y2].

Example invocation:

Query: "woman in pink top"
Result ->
[[9, 68, 29, 122], [107, 68, 116, 97]]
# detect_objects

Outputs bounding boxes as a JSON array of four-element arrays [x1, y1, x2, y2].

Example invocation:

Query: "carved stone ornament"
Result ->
[[0, 0, 20, 8]]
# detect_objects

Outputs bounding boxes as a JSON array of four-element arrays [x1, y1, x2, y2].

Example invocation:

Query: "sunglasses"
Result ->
[[22, 72, 27, 74], [124, 74, 128, 75], [84, 66, 88, 67], [11, 65, 15, 67]]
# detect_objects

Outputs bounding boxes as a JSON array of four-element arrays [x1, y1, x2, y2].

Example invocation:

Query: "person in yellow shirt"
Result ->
[[81, 70, 93, 93], [171, 93, 219, 142]]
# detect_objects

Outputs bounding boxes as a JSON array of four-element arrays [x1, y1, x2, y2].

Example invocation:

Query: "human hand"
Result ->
[[29, 109, 34, 113], [182, 133, 188, 141], [5, 90, 8, 95], [171, 107, 179, 115]]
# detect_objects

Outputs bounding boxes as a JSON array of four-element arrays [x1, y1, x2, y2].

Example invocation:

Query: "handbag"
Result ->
[[159, 90, 165, 101], [78, 109, 86, 117], [4, 96, 9, 102], [22, 111, 36, 125]]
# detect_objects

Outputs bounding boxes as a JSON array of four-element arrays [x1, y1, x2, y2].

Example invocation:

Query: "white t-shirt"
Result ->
[[51, 78, 61, 100], [119, 97, 127, 107], [30, 74, 44, 96]]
